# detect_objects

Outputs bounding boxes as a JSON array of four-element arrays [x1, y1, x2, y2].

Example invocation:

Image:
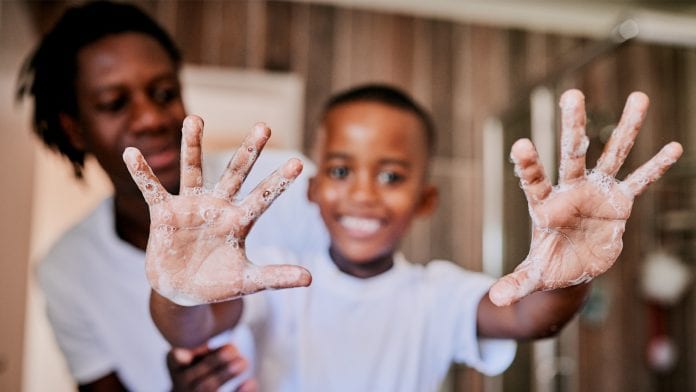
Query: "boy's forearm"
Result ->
[[149, 290, 243, 348], [478, 282, 590, 340], [510, 282, 590, 339]]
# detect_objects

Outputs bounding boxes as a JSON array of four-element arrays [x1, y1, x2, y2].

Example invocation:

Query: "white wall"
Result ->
[[0, 2, 38, 391], [0, 3, 107, 391]]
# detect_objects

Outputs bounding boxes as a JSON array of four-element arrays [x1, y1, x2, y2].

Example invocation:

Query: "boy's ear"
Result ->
[[59, 112, 86, 151], [415, 184, 438, 217]]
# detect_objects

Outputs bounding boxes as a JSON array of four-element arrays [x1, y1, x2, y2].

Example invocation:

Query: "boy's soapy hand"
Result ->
[[123, 115, 311, 306], [489, 89, 683, 307]]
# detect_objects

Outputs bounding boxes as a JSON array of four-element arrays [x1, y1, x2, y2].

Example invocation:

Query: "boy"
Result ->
[[124, 85, 683, 391]]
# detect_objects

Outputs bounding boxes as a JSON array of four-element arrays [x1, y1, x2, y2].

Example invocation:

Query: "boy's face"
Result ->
[[309, 101, 437, 266], [63, 32, 185, 195]]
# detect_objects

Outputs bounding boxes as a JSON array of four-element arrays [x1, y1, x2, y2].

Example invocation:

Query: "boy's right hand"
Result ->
[[123, 116, 311, 306], [488, 90, 682, 307]]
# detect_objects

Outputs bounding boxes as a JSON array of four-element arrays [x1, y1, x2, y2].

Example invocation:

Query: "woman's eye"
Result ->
[[328, 166, 350, 179], [96, 97, 127, 113], [152, 88, 178, 105], [377, 171, 404, 185]]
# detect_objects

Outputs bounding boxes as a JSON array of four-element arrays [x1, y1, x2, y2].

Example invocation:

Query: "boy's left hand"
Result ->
[[489, 89, 683, 307]]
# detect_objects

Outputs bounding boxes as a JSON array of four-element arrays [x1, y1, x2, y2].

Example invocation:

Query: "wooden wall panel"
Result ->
[[302, 4, 335, 150], [264, 1, 292, 71], [579, 50, 635, 392], [428, 21, 455, 158], [219, 1, 250, 68]]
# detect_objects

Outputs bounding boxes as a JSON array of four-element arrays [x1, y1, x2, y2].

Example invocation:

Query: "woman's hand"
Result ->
[[168, 343, 257, 392], [123, 116, 311, 306], [489, 89, 683, 307]]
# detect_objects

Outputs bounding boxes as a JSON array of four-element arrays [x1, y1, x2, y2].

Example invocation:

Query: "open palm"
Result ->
[[489, 90, 683, 307], [123, 116, 311, 306]]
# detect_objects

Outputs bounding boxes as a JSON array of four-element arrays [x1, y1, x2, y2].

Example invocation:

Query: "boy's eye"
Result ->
[[328, 166, 350, 179], [377, 171, 404, 185]]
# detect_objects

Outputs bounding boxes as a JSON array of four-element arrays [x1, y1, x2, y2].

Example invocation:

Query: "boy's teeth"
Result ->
[[340, 216, 380, 233]]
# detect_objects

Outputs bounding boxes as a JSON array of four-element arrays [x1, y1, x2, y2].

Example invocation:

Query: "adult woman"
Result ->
[[17, 2, 325, 390]]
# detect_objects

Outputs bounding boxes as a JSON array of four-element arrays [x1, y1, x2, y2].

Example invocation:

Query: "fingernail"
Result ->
[[122, 147, 138, 162], [559, 89, 583, 111], [183, 115, 203, 130], [253, 122, 269, 138], [237, 379, 259, 392], [173, 348, 193, 364], [229, 358, 247, 374]]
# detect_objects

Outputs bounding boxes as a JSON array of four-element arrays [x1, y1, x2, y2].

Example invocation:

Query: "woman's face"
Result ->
[[69, 32, 186, 195]]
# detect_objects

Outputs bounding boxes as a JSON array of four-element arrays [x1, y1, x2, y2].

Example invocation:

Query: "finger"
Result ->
[[236, 379, 259, 392], [510, 139, 552, 206], [181, 115, 204, 194], [193, 356, 248, 392], [242, 264, 312, 295], [488, 262, 542, 307], [622, 142, 683, 196], [181, 344, 241, 386], [170, 344, 213, 367], [238, 158, 303, 225], [167, 349, 197, 388], [214, 123, 271, 201], [595, 91, 649, 176], [558, 89, 590, 184], [169, 348, 194, 367], [123, 147, 170, 205]]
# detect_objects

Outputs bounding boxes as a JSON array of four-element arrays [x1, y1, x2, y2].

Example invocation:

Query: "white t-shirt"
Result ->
[[242, 248, 517, 392], [37, 149, 328, 391]]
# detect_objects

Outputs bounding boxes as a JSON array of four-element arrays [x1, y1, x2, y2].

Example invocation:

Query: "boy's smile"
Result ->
[[309, 101, 437, 278], [339, 215, 382, 237]]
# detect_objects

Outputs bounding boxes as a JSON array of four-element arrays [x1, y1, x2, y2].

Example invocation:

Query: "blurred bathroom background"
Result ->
[[1, 1, 694, 391]]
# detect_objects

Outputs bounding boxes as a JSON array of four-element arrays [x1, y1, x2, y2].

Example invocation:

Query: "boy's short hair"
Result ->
[[16, 0, 181, 178], [320, 84, 437, 157]]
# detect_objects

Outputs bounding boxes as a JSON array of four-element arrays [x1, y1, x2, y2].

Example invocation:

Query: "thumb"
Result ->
[[488, 264, 541, 307], [242, 264, 312, 294], [235, 379, 259, 392], [171, 348, 195, 365], [171, 343, 211, 365]]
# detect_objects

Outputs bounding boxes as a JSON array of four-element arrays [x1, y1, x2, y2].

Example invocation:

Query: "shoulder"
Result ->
[[254, 148, 316, 174], [400, 258, 495, 295], [247, 148, 316, 190], [247, 245, 303, 267], [424, 260, 495, 283], [37, 199, 113, 287], [204, 148, 316, 188]]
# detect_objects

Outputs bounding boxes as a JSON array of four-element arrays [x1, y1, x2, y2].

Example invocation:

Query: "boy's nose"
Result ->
[[348, 173, 379, 204]]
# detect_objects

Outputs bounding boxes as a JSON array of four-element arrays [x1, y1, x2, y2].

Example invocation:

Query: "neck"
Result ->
[[113, 192, 150, 251], [329, 246, 394, 279]]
